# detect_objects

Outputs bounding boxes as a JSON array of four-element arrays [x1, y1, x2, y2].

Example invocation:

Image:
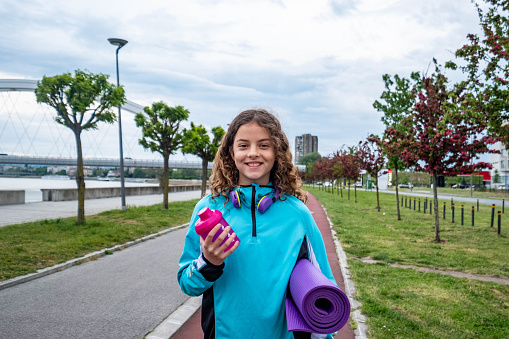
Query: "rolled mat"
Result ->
[[286, 259, 350, 334]]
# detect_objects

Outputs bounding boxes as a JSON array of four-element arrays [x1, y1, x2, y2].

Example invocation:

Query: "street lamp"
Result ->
[[108, 38, 128, 211]]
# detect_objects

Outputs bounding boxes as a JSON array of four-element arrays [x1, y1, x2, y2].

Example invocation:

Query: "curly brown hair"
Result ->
[[209, 109, 308, 204]]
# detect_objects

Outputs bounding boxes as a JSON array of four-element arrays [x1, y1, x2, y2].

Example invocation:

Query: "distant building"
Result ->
[[294, 134, 318, 165], [491, 142, 509, 187]]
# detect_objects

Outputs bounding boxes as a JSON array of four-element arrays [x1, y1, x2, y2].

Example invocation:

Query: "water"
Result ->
[[0, 177, 159, 202]]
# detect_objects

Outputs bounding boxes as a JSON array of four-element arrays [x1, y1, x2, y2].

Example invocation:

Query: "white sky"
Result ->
[[0, 0, 485, 161]]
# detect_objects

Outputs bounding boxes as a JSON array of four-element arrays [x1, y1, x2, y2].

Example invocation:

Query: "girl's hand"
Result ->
[[200, 223, 239, 266]]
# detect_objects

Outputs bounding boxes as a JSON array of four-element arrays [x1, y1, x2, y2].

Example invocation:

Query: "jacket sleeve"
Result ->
[[177, 197, 225, 297]]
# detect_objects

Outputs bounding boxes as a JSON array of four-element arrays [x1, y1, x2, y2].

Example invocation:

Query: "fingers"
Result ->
[[201, 224, 239, 266]]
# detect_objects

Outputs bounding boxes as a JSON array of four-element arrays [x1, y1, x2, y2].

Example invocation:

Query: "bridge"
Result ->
[[0, 79, 212, 169], [0, 154, 211, 169]]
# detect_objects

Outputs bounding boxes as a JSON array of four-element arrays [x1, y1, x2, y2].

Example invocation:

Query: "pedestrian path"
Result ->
[[169, 193, 363, 339]]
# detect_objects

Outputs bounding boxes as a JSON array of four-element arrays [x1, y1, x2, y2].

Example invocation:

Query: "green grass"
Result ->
[[309, 186, 508, 277], [0, 199, 198, 281], [307, 186, 509, 338], [349, 260, 509, 339]]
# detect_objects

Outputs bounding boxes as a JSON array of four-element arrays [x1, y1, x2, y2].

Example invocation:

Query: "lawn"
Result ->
[[307, 186, 509, 338], [0, 199, 198, 281]]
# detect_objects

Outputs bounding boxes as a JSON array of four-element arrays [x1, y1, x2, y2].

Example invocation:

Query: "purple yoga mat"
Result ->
[[286, 259, 350, 334]]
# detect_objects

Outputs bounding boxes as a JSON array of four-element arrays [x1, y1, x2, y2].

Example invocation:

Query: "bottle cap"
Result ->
[[198, 207, 213, 220]]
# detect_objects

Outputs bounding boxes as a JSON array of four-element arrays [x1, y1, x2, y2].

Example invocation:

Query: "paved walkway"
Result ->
[[170, 193, 359, 339]]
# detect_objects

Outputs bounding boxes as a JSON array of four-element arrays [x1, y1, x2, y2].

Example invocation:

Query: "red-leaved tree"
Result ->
[[388, 65, 498, 242], [335, 147, 361, 201], [358, 137, 387, 211], [446, 0, 509, 148]]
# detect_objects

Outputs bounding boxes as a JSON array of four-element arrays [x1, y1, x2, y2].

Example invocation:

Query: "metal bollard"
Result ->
[[452, 204, 455, 223], [472, 206, 475, 226], [443, 202, 446, 220], [477, 199, 479, 212], [491, 204, 495, 227], [430, 200, 432, 215], [419, 198, 421, 212], [414, 198, 416, 210], [498, 211, 502, 235], [461, 205, 464, 225]]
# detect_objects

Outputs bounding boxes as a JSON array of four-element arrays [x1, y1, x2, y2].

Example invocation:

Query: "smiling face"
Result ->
[[231, 122, 275, 186]]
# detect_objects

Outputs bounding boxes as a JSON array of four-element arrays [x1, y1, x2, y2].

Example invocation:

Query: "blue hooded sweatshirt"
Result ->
[[177, 184, 337, 339]]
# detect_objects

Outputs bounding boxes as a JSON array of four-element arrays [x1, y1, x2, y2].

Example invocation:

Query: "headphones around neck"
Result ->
[[230, 186, 280, 214]]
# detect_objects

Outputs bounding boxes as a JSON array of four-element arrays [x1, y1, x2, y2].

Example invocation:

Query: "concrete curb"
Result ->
[[0, 223, 189, 291], [320, 203, 369, 339], [147, 296, 202, 339]]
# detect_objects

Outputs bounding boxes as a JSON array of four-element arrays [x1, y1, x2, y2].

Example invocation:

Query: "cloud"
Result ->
[[0, 0, 487, 161]]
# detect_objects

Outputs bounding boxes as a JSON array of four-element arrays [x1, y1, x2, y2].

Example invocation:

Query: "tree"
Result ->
[[334, 147, 361, 201], [133, 168, 146, 178], [135, 102, 190, 209], [358, 137, 387, 212], [312, 156, 331, 183], [446, 0, 509, 148], [182, 123, 225, 197], [299, 152, 321, 166], [389, 65, 497, 242], [373, 72, 421, 220], [494, 169, 501, 183], [35, 70, 125, 225]]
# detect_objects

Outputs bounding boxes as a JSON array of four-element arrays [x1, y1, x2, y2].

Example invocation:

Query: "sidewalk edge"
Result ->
[[146, 296, 202, 339], [320, 203, 369, 339], [0, 223, 189, 291]]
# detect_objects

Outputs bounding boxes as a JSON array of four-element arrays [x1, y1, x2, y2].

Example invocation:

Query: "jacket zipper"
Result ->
[[251, 186, 257, 237]]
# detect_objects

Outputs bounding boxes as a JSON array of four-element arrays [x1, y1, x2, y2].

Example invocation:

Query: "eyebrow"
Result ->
[[235, 138, 271, 142]]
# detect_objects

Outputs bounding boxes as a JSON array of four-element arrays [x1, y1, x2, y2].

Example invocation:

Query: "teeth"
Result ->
[[247, 163, 261, 167]]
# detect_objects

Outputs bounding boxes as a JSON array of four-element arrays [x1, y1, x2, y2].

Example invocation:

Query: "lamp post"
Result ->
[[108, 38, 128, 212]]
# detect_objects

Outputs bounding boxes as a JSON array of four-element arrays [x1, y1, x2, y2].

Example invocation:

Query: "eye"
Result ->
[[259, 143, 270, 149]]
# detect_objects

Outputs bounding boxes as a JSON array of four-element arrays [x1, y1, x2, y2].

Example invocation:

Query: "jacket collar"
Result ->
[[235, 182, 277, 207]]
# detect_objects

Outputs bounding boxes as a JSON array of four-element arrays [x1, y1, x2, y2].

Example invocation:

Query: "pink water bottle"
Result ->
[[195, 207, 240, 252]]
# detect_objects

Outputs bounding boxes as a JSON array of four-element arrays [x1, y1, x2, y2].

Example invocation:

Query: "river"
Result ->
[[0, 177, 159, 202]]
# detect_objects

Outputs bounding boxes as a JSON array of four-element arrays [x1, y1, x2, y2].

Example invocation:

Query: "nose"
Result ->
[[247, 145, 259, 157]]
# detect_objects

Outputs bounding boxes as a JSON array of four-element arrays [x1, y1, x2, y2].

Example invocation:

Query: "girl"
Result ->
[[177, 109, 337, 339]]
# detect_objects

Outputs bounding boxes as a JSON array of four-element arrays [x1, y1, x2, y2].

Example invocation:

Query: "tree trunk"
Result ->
[[163, 153, 169, 210], [432, 174, 441, 242], [340, 178, 343, 197], [395, 167, 401, 221], [74, 131, 85, 225], [201, 157, 208, 197], [354, 184, 357, 203], [376, 180, 380, 212], [348, 180, 351, 200]]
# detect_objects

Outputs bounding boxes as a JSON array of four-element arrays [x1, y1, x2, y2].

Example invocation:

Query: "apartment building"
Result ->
[[294, 134, 318, 165]]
